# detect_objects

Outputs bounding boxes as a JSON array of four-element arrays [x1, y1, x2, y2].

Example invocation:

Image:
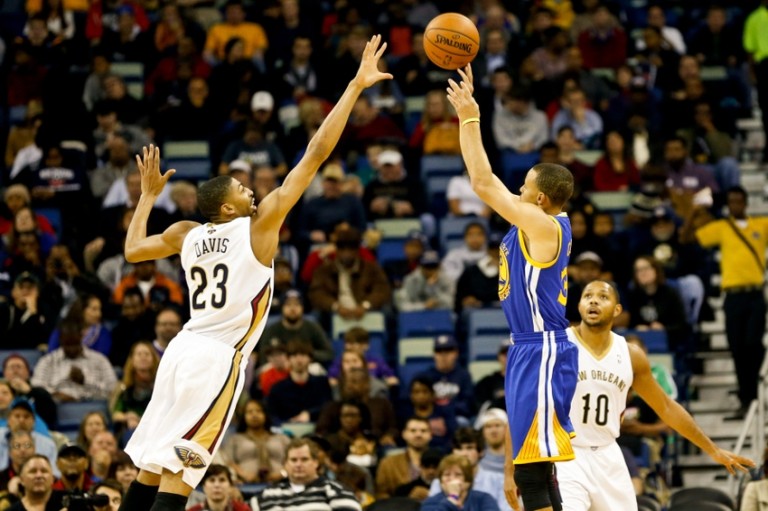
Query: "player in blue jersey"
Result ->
[[447, 66, 576, 511]]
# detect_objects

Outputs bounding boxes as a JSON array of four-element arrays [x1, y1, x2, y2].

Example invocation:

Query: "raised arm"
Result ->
[[446, 65, 556, 240], [124, 145, 198, 262], [628, 343, 754, 474], [253, 35, 391, 236]]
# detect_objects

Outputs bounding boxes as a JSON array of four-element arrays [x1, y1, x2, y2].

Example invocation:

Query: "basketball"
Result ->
[[423, 13, 480, 70]]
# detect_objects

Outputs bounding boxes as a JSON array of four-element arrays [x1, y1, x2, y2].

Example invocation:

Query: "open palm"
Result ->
[[354, 34, 393, 88]]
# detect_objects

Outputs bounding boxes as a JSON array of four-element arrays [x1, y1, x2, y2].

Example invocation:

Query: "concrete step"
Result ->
[[703, 358, 735, 374], [679, 469, 734, 495], [708, 296, 724, 309], [709, 333, 728, 350], [689, 373, 737, 388], [688, 397, 740, 414], [693, 349, 732, 360], [696, 386, 736, 402]]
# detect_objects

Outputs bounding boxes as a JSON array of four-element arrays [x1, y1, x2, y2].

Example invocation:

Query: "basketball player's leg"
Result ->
[[514, 462, 555, 510], [149, 470, 194, 511], [119, 469, 160, 510]]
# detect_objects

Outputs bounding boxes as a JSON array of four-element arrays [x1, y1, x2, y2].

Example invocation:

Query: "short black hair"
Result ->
[[452, 427, 484, 451], [201, 464, 233, 485], [532, 163, 574, 206], [727, 185, 748, 200], [197, 176, 233, 220]]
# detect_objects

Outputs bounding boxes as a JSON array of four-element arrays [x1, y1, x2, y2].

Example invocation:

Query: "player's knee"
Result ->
[[514, 462, 552, 510]]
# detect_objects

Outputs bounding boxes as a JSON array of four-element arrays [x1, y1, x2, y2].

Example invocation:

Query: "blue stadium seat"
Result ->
[[438, 217, 489, 255], [468, 334, 506, 361], [0, 350, 44, 374], [377, 239, 406, 267], [57, 400, 110, 430], [36, 208, 62, 239], [166, 158, 211, 182], [623, 329, 669, 353], [332, 333, 386, 359], [420, 155, 464, 180], [500, 150, 539, 188], [398, 310, 455, 339], [426, 176, 452, 219], [466, 309, 508, 338]]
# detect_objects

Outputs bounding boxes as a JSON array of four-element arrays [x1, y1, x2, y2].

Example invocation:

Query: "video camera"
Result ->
[[62, 492, 110, 511]]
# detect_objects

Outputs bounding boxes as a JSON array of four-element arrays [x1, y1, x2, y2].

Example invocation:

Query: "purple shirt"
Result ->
[[328, 354, 396, 379], [665, 159, 720, 194]]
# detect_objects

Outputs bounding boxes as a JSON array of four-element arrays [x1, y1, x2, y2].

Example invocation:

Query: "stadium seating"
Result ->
[[397, 337, 434, 364], [468, 334, 506, 361], [438, 216, 489, 255], [668, 487, 734, 510], [397, 310, 455, 339], [420, 155, 464, 180], [57, 400, 110, 431], [332, 312, 386, 340], [163, 140, 211, 182], [466, 309, 508, 338]]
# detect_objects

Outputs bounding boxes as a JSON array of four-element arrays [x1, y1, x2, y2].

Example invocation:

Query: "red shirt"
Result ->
[[187, 500, 251, 511], [593, 156, 640, 192], [260, 367, 289, 397]]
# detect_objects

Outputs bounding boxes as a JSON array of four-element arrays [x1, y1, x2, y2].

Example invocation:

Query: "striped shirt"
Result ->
[[250, 477, 362, 511]]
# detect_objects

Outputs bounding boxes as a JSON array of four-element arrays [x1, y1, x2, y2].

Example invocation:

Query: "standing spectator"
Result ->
[[492, 88, 548, 155], [417, 335, 475, 423], [3, 355, 57, 431], [375, 417, 433, 499], [266, 342, 332, 425], [440, 221, 487, 282], [257, 290, 333, 367], [216, 400, 290, 484], [396, 251, 455, 312], [550, 88, 604, 149], [308, 227, 392, 320], [576, 4, 627, 70], [362, 149, 425, 222], [593, 130, 640, 192], [689, 187, 768, 418], [202, 0, 267, 65], [0, 272, 51, 350], [454, 233, 502, 315], [31, 320, 118, 402], [186, 464, 251, 511], [250, 438, 361, 511]]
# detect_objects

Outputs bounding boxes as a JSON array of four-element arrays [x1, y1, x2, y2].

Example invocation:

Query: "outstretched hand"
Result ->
[[353, 34, 393, 88], [710, 448, 755, 475], [446, 65, 480, 122], [136, 144, 175, 198]]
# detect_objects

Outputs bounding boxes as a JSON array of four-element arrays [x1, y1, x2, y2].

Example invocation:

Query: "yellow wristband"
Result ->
[[461, 117, 480, 126]]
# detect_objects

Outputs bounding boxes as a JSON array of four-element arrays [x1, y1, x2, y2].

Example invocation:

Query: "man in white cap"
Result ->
[[250, 91, 282, 143], [362, 148, 424, 221]]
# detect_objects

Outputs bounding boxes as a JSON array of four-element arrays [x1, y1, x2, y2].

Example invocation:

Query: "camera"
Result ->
[[62, 493, 110, 511]]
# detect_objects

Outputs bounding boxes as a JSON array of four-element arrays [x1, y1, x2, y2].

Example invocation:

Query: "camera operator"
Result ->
[[7, 454, 64, 511], [92, 480, 123, 511], [53, 445, 94, 493]]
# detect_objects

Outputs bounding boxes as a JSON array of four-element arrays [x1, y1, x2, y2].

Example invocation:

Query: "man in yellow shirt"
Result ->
[[691, 186, 768, 418], [203, 0, 267, 65], [744, 0, 768, 162]]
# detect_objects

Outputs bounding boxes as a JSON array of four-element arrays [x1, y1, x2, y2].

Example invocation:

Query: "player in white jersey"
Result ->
[[118, 35, 392, 511], [557, 281, 753, 511]]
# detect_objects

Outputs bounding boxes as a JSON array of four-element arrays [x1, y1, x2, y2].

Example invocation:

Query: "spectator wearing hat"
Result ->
[[441, 222, 488, 282], [203, 0, 267, 65], [474, 341, 509, 413], [2, 355, 56, 431], [31, 319, 117, 403], [395, 251, 455, 312], [566, 251, 604, 324], [0, 272, 52, 350], [454, 232, 502, 316], [362, 148, 425, 222], [417, 336, 475, 424], [477, 408, 508, 475], [308, 227, 392, 321], [257, 289, 333, 367], [0, 399, 59, 477], [266, 341, 332, 425], [383, 230, 428, 289], [53, 444, 94, 493], [249, 91, 284, 144], [300, 163, 367, 246], [393, 447, 444, 501]]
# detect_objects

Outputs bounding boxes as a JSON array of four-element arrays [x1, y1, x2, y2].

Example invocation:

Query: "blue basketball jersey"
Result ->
[[498, 213, 572, 334]]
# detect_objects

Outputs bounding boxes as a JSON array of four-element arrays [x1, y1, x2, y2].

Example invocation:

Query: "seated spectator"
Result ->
[[327, 327, 397, 386], [53, 443, 94, 493], [476, 408, 508, 475], [417, 335, 475, 422], [0, 399, 59, 477], [687, 5, 743, 68], [203, 0, 267, 65], [108, 287, 156, 367], [492, 87, 548, 155], [110, 341, 159, 443], [441, 221, 487, 282], [362, 149, 425, 222], [299, 223, 377, 285], [426, 427, 513, 511], [634, 26, 680, 92], [455, 232, 501, 315], [395, 250, 455, 312], [401, 377, 457, 452], [31, 319, 118, 402], [300, 163, 367, 247], [0, 430, 35, 494], [308, 227, 392, 320], [219, 121, 287, 177], [257, 289, 333, 368], [522, 26, 570, 86], [635, 4, 686, 54], [740, 446, 768, 511], [553, 126, 593, 191], [0, 382, 48, 437], [1, 204, 55, 258], [662, 136, 720, 219], [266, 341, 332, 425], [393, 447, 444, 501], [107, 451, 137, 494], [447, 171, 492, 219], [250, 438, 361, 511], [576, 4, 627, 70], [0, 272, 52, 350], [88, 135, 137, 202], [375, 417, 433, 499], [216, 399, 289, 484], [551, 88, 603, 149], [88, 431, 118, 481], [112, 260, 183, 311], [408, 90, 460, 156], [474, 342, 509, 413], [341, 96, 406, 154], [91, 101, 150, 164], [155, 78, 217, 144], [150, 307, 182, 358], [2, 355, 56, 431], [6, 454, 64, 511], [102, 168, 175, 216], [76, 412, 108, 452], [566, 251, 605, 324], [48, 294, 111, 357], [323, 400, 376, 459], [92, 479, 124, 511], [186, 464, 251, 511], [0, 185, 55, 238], [593, 130, 640, 192], [421, 454, 500, 511], [253, 339, 290, 399], [383, 230, 428, 289], [166, 181, 206, 225]]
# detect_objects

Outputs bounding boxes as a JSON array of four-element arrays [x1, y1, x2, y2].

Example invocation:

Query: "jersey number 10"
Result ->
[[581, 393, 609, 426]]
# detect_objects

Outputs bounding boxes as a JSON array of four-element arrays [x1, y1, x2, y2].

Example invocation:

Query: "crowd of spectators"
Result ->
[[0, 0, 766, 508]]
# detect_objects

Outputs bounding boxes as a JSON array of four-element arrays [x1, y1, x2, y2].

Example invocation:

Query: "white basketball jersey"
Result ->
[[566, 328, 633, 448], [180, 217, 273, 355]]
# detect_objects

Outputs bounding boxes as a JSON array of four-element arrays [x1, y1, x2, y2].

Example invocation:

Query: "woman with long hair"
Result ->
[[48, 293, 112, 356], [215, 399, 290, 483], [110, 341, 159, 442], [76, 411, 109, 451], [593, 130, 640, 191]]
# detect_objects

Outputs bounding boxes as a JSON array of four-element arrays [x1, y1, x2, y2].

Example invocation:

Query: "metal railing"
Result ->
[[730, 353, 768, 495]]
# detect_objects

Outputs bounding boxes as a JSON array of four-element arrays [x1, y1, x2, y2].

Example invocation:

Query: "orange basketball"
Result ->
[[423, 13, 480, 70]]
